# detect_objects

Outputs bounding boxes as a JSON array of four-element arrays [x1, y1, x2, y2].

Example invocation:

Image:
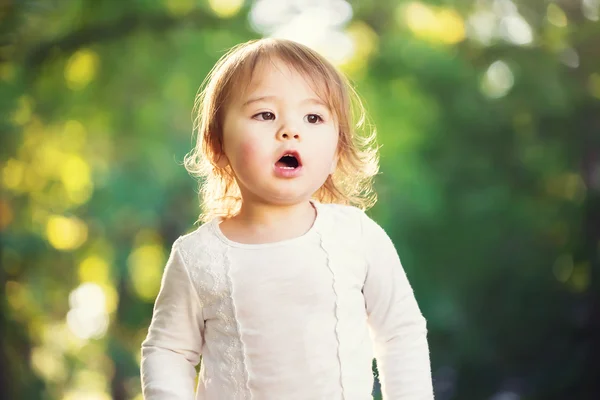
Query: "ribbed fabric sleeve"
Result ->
[[141, 239, 205, 400], [360, 212, 434, 399]]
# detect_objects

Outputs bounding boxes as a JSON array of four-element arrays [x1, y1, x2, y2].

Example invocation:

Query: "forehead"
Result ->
[[231, 57, 332, 106]]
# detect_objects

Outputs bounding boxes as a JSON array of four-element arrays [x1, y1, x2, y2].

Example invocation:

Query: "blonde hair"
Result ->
[[184, 38, 379, 223]]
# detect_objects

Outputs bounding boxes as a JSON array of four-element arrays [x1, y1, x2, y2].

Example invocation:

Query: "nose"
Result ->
[[276, 123, 301, 141]]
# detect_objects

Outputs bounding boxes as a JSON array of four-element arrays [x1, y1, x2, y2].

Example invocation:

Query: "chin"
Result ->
[[266, 193, 312, 206], [242, 178, 326, 206]]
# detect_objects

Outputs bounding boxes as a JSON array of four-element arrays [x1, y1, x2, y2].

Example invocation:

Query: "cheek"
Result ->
[[227, 136, 268, 173], [325, 131, 340, 158], [239, 140, 261, 165]]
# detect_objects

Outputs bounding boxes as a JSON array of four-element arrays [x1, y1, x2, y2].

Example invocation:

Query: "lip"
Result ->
[[273, 149, 303, 178], [276, 149, 302, 166]]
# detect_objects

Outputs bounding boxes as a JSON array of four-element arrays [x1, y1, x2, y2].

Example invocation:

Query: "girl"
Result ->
[[141, 38, 434, 399]]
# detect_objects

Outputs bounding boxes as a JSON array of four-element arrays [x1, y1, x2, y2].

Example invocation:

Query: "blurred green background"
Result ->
[[2, 0, 600, 399]]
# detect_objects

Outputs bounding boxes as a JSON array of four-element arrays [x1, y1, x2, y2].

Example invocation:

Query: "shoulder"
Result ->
[[317, 202, 385, 237], [171, 220, 220, 257], [317, 202, 364, 227], [317, 202, 385, 242]]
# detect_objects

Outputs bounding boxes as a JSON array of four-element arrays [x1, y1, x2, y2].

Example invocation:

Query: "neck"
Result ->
[[218, 198, 317, 244], [236, 199, 315, 228]]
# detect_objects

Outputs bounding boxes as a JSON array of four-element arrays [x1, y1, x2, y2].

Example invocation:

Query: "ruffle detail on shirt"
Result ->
[[315, 204, 375, 399], [317, 229, 346, 398]]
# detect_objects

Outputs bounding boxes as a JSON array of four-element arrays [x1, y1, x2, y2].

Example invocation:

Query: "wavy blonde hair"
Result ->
[[184, 38, 379, 223]]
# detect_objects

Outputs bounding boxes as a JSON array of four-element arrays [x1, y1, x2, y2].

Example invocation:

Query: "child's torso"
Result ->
[[178, 204, 376, 399]]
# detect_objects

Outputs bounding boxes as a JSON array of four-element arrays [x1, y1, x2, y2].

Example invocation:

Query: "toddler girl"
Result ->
[[141, 38, 434, 399]]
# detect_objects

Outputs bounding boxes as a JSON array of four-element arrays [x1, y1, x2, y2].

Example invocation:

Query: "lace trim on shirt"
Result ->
[[178, 231, 252, 399], [223, 246, 252, 398]]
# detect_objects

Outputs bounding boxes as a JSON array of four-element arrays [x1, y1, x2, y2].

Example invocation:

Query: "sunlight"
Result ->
[[46, 215, 88, 251], [340, 21, 379, 76], [127, 243, 165, 302], [481, 60, 514, 98], [208, 0, 244, 18], [583, 0, 600, 21], [33, 139, 62, 179], [72, 369, 110, 392], [400, 2, 465, 45], [65, 49, 99, 91], [67, 283, 109, 340], [163, 0, 195, 16], [466, 10, 496, 45], [466, 0, 533, 46], [547, 4, 568, 27], [60, 154, 94, 205], [77, 256, 119, 314], [78, 256, 111, 284], [30, 346, 67, 383], [2, 158, 25, 191], [63, 120, 87, 151], [498, 15, 533, 45], [249, 0, 355, 64], [63, 390, 111, 400]]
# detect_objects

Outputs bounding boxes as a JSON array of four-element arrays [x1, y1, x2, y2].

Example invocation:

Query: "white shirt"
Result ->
[[141, 202, 433, 399]]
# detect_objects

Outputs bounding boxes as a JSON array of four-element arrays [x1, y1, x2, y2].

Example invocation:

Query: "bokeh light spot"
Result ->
[[60, 155, 94, 205], [46, 215, 88, 251], [65, 49, 100, 90], [2, 158, 25, 191], [78, 256, 111, 284], [400, 2, 465, 45], [498, 15, 533, 45], [164, 0, 195, 16], [249, 0, 355, 63], [128, 244, 165, 302], [67, 283, 109, 340], [546, 4, 568, 27], [208, 0, 244, 18], [63, 390, 112, 400], [583, 0, 599, 21], [481, 60, 514, 98], [30, 346, 67, 383], [341, 21, 378, 76], [589, 73, 600, 99], [63, 120, 87, 151]]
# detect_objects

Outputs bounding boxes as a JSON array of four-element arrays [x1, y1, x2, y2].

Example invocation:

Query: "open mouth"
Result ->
[[275, 153, 301, 169]]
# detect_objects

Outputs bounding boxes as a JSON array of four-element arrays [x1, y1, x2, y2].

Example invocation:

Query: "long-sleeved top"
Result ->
[[141, 202, 434, 399]]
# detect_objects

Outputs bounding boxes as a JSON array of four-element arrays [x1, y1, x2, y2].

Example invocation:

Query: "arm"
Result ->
[[141, 239, 204, 399], [361, 213, 434, 399]]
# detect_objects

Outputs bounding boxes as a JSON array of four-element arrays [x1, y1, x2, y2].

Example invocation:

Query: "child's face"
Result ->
[[219, 59, 339, 207]]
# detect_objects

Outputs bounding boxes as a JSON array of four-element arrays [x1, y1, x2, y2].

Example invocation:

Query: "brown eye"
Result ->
[[305, 114, 323, 124], [254, 112, 275, 120]]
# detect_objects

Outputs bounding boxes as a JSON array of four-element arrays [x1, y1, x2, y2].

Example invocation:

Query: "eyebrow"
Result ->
[[242, 96, 328, 108]]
